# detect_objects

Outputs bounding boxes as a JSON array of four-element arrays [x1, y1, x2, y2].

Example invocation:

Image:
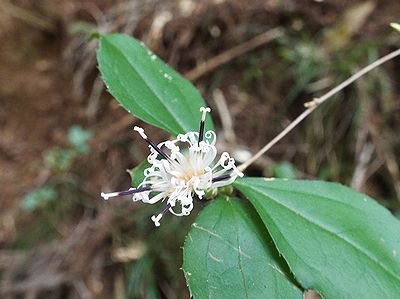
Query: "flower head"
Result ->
[[101, 107, 243, 226]]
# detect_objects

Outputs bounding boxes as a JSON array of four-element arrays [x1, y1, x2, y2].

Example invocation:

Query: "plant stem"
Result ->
[[238, 48, 400, 172]]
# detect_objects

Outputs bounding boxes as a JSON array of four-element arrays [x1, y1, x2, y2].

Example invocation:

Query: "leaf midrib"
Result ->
[[249, 195, 339, 296], [99, 43, 161, 127], [102, 37, 189, 135], [249, 182, 377, 214], [242, 185, 400, 284]]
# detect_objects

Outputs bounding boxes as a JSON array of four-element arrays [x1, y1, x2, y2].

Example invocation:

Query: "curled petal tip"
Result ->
[[151, 214, 162, 227], [200, 107, 211, 113], [134, 126, 147, 139], [200, 107, 211, 122], [133, 126, 143, 132]]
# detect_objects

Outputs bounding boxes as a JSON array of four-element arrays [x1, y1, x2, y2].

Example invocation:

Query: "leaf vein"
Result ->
[[247, 186, 400, 283]]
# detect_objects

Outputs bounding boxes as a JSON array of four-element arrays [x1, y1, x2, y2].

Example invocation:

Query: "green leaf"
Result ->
[[68, 125, 92, 154], [21, 186, 58, 211], [234, 178, 400, 298], [128, 160, 150, 187], [273, 161, 296, 179], [183, 197, 303, 299], [43, 148, 75, 173], [125, 256, 160, 299], [68, 21, 96, 35], [97, 34, 213, 136]]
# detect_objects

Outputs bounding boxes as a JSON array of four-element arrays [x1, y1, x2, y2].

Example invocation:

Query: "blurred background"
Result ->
[[0, 0, 399, 298]]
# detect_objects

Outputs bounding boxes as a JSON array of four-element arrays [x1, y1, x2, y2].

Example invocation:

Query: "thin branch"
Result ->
[[89, 115, 135, 145], [0, 0, 56, 32], [238, 48, 400, 172], [185, 27, 283, 81], [351, 141, 374, 191], [213, 89, 236, 143]]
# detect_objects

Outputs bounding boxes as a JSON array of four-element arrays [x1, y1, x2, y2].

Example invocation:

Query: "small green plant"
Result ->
[[97, 33, 400, 298], [21, 185, 58, 211], [21, 125, 92, 211]]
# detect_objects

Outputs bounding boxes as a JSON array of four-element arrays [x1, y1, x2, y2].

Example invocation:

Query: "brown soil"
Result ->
[[0, 0, 399, 298]]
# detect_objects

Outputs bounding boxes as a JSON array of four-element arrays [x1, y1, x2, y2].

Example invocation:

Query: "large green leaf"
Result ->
[[234, 177, 400, 298], [183, 197, 303, 299], [97, 34, 213, 136]]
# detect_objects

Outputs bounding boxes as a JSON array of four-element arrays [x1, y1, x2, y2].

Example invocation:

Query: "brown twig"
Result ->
[[238, 48, 400, 172], [86, 76, 105, 122], [90, 115, 136, 146], [351, 141, 375, 191], [367, 116, 400, 201], [184, 27, 283, 81], [213, 89, 236, 143], [1, 211, 114, 296], [0, 0, 55, 32]]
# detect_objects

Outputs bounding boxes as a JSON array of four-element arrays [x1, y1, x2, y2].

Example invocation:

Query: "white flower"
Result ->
[[101, 107, 243, 227]]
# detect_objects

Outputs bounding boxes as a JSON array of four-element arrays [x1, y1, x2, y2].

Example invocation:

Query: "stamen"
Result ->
[[134, 126, 170, 160], [212, 174, 232, 182], [101, 186, 151, 200], [198, 107, 211, 144], [151, 203, 171, 227]]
